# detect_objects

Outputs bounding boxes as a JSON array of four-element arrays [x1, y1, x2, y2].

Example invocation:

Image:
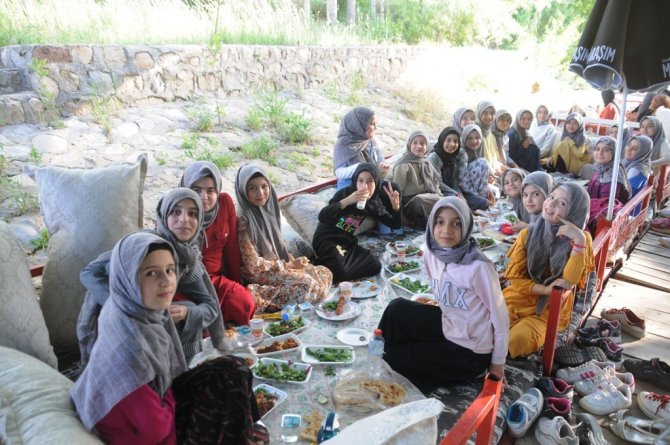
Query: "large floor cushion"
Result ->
[[0, 346, 102, 444], [25, 155, 148, 353], [0, 221, 57, 368]]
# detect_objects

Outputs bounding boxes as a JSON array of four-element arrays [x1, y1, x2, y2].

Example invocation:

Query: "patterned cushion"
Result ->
[[24, 155, 147, 353], [0, 221, 57, 368]]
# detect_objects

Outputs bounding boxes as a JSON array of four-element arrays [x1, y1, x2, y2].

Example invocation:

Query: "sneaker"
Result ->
[[534, 417, 578, 445], [574, 413, 607, 445], [651, 217, 670, 234], [555, 345, 607, 367], [556, 360, 615, 384], [623, 357, 670, 392], [600, 307, 646, 339], [592, 337, 623, 362], [507, 387, 544, 438], [637, 391, 670, 420], [577, 319, 622, 344], [574, 368, 635, 396], [537, 377, 574, 401], [542, 397, 573, 423], [579, 382, 632, 415], [660, 208, 670, 218]]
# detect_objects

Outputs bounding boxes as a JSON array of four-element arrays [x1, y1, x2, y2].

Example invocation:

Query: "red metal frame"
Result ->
[[656, 164, 670, 210], [550, 116, 639, 137], [440, 373, 503, 445]]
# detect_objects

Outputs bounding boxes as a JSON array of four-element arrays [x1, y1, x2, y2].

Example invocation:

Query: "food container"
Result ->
[[249, 332, 303, 358], [253, 357, 313, 385]]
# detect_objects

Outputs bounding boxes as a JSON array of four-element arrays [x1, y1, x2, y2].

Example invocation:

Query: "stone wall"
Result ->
[[0, 44, 417, 124]]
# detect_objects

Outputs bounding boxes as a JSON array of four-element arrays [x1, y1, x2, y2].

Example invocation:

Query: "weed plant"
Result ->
[[241, 136, 277, 163], [245, 106, 263, 131], [28, 147, 43, 164], [187, 106, 214, 132], [278, 112, 312, 144], [259, 90, 287, 128], [91, 96, 116, 135], [31, 228, 49, 250]]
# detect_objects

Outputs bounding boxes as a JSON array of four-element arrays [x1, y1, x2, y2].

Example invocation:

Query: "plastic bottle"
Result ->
[[281, 302, 297, 321], [367, 329, 385, 378]]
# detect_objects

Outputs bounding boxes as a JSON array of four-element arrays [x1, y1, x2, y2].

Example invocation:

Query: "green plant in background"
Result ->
[[241, 135, 277, 160], [91, 96, 116, 135], [310, 146, 321, 157], [31, 228, 49, 250], [28, 57, 48, 77], [155, 152, 168, 166], [278, 112, 312, 144], [0, 143, 6, 171], [287, 150, 310, 167], [28, 147, 42, 164], [266, 169, 278, 185], [245, 106, 263, 131], [258, 89, 287, 128], [322, 81, 345, 104], [182, 132, 200, 152], [187, 105, 214, 132], [0, 176, 38, 215]]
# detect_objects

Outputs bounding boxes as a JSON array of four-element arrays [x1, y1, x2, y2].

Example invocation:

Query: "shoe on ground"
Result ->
[[592, 337, 623, 362], [507, 387, 544, 438], [660, 237, 670, 248], [534, 416, 578, 445], [574, 367, 635, 396], [637, 391, 670, 420], [600, 307, 646, 339], [574, 413, 608, 445], [623, 357, 670, 393], [651, 217, 670, 234], [541, 396, 573, 423], [578, 382, 632, 416], [555, 345, 607, 367], [577, 319, 622, 344], [556, 360, 615, 384], [537, 377, 574, 401]]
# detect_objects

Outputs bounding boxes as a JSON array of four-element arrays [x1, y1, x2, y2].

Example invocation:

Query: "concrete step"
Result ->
[[0, 68, 26, 95], [0, 91, 58, 125]]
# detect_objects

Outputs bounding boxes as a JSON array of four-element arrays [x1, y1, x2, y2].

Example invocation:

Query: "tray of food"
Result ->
[[249, 333, 302, 357], [385, 241, 422, 257], [300, 344, 355, 365], [253, 357, 312, 384], [264, 317, 311, 337], [388, 273, 431, 295], [385, 259, 422, 275], [473, 236, 501, 250], [254, 383, 287, 419], [502, 213, 520, 224]]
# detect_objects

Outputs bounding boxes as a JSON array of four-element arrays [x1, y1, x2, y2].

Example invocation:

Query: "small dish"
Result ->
[[502, 213, 520, 224], [336, 327, 372, 346], [264, 318, 312, 337], [473, 236, 502, 251], [253, 357, 313, 385], [316, 300, 362, 321], [233, 352, 259, 369], [388, 273, 431, 295], [411, 293, 438, 306], [385, 241, 422, 257], [249, 332, 302, 358], [300, 344, 355, 365], [384, 259, 422, 275], [254, 383, 287, 419], [349, 279, 382, 299]]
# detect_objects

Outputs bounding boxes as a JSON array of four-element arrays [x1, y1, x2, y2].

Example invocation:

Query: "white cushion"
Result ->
[[0, 221, 57, 368], [24, 155, 148, 353], [279, 192, 330, 244], [0, 346, 102, 444]]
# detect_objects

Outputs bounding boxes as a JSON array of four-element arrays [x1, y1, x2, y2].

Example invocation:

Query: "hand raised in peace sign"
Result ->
[[383, 182, 401, 212]]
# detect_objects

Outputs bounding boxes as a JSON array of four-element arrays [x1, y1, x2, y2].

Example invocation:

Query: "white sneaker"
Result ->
[[534, 416, 578, 445], [637, 391, 670, 420], [579, 382, 632, 415], [556, 360, 615, 384], [507, 388, 544, 438], [573, 368, 635, 396]]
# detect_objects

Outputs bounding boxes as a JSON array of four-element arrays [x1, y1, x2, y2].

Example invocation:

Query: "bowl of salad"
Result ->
[[388, 273, 431, 295], [264, 317, 311, 337], [253, 357, 313, 384]]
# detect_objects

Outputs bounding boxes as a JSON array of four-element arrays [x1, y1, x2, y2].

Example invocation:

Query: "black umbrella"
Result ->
[[569, 0, 670, 218]]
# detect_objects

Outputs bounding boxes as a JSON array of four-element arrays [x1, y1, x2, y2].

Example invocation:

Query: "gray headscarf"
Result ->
[[332, 106, 380, 171], [179, 161, 223, 231], [71, 232, 187, 430], [492, 109, 513, 155], [512, 109, 534, 142], [476, 101, 495, 138], [155, 188, 205, 284], [535, 105, 551, 126], [526, 183, 590, 314], [502, 168, 527, 220], [592, 136, 631, 198], [561, 112, 586, 147], [394, 130, 441, 194], [622, 135, 653, 179], [426, 196, 490, 266], [235, 164, 289, 261], [520, 171, 554, 223], [453, 107, 475, 133], [640, 116, 670, 162], [462, 124, 485, 163]]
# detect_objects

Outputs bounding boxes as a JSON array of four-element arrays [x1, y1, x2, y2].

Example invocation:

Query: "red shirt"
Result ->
[[201, 193, 243, 283], [96, 385, 177, 445]]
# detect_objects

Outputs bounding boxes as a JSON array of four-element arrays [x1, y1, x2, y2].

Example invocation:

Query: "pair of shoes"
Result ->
[[542, 396, 573, 423], [575, 413, 608, 445], [555, 345, 607, 367], [623, 357, 670, 392], [574, 336, 623, 362], [534, 417, 578, 445], [600, 307, 646, 339], [537, 377, 574, 401], [507, 387, 544, 438], [608, 409, 670, 444], [574, 367, 635, 396], [577, 319, 623, 343], [660, 237, 670, 248], [579, 382, 632, 415], [556, 360, 615, 384], [637, 391, 670, 421]]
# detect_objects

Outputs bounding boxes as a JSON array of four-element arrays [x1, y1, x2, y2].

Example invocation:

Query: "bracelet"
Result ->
[[570, 241, 586, 249]]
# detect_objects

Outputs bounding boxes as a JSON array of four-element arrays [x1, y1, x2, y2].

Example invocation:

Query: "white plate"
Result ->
[[233, 352, 259, 369], [349, 280, 382, 299], [388, 273, 431, 295], [263, 318, 312, 337], [249, 333, 302, 358], [384, 241, 422, 257], [254, 383, 287, 419], [300, 344, 355, 365], [316, 300, 362, 321], [411, 293, 439, 306], [501, 213, 520, 224], [384, 259, 422, 275], [253, 357, 313, 385], [473, 236, 502, 251], [336, 327, 372, 346]]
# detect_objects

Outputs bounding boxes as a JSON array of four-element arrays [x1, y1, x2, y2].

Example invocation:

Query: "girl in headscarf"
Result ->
[[332, 106, 391, 189], [71, 232, 268, 445], [530, 104, 557, 158], [516, 171, 554, 231], [542, 112, 591, 175], [476, 100, 505, 176], [639, 116, 670, 171], [503, 183, 594, 358], [387, 130, 442, 226], [501, 168, 526, 220], [491, 109, 515, 168], [458, 124, 495, 210], [453, 107, 476, 134], [377, 197, 508, 391], [312, 163, 401, 283], [622, 135, 653, 198], [235, 164, 332, 312], [180, 161, 255, 325], [508, 109, 542, 172]]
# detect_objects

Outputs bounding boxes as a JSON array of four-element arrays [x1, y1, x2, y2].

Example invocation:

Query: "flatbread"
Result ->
[[300, 410, 326, 442], [361, 379, 407, 406]]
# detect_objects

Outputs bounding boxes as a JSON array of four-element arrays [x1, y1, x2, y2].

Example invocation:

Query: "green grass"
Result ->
[[91, 96, 116, 134], [287, 151, 310, 167], [187, 106, 214, 132], [28, 147, 43, 164], [182, 133, 199, 152], [155, 152, 168, 166], [241, 135, 277, 160], [258, 89, 287, 128], [278, 112, 312, 144], [31, 228, 49, 250], [245, 106, 263, 131], [0, 176, 39, 215]]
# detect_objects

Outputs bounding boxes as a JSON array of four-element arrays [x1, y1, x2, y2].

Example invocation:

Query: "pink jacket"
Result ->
[[423, 248, 509, 365]]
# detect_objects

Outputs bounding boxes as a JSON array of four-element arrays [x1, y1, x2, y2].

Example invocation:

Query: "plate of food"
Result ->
[[388, 273, 431, 295], [316, 299, 362, 321], [231, 352, 259, 369], [473, 236, 501, 250], [502, 234, 518, 244], [253, 357, 312, 384], [411, 293, 438, 306], [502, 213, 520, 224], [385, 259, 422, 275], [264, 317, 312, 337], [300, 344, 355, 365], [249, 333, 302, 357], [336, 327, 372, 346], [254, 383, 287, 419], [349, 279, 381, 299], [385, 241, 422, 257]]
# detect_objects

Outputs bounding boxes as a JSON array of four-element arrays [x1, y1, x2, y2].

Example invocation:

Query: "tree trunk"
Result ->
[[370, 0, 376, 20], [303, 0, 311, 24], [347, 0, 356, 26], [326, 0, 337, 24]]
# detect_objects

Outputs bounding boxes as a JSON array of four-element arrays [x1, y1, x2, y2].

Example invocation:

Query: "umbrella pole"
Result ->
[[606, 86, 628, 221]]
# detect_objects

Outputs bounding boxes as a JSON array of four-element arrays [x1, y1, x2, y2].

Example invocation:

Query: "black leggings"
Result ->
[[313, 242, 381, 284]]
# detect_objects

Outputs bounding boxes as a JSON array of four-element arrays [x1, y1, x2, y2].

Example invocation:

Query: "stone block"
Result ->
[[134, 51, 154, 70], [31, 134, 67, 154], [33, 46, 72, 63], [88, 70, 114, 94], [102, 46, 127, 68], [158, 52, 180, 68], [71, 46, 93, 64], [22, 97, 46, 123], [0, 97, 26, 125], [58, 68, 81, 92], [117, 74, 144, 100]]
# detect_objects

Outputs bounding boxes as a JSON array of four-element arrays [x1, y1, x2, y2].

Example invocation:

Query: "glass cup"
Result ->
[[394, 242, 408, 262], [338, 281, 353, 301], [249, 318, 264, 338], [356, 199, 367, 210], [490, 206, 500, 221]]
